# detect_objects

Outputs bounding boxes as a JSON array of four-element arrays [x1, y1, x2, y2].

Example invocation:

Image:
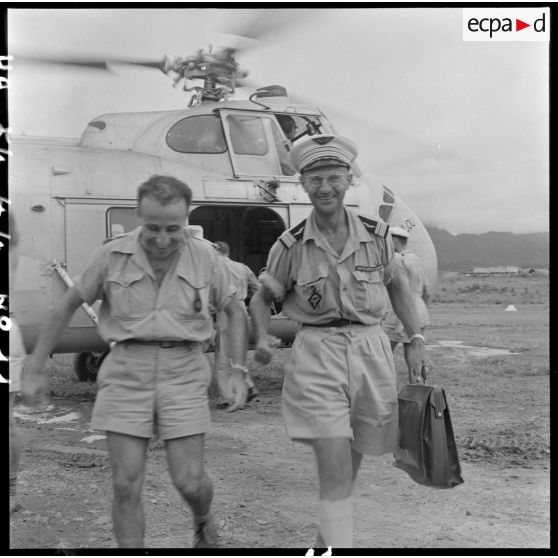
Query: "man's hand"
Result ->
[[21, 357, 49, 406], [254, 335, 281, 366], [226, 370, 248, 412], [406, 340, 432, 384]]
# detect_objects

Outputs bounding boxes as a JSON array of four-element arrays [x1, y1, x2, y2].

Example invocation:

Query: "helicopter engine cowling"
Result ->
[[252, 84, 290, 105]]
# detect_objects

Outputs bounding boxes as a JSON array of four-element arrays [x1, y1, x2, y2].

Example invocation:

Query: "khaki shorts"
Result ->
[[282, 324, 399, 456], [92, 342, 212, 440]]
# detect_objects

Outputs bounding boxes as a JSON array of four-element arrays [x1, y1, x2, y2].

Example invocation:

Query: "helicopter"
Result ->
[[8, 41, 438, 381]]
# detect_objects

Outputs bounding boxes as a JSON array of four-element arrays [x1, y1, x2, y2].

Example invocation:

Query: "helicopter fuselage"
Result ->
[[9, 94, 437, 355]]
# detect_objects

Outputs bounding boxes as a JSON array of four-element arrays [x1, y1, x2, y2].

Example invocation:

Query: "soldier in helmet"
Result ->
[[250, 134, 429, 549]]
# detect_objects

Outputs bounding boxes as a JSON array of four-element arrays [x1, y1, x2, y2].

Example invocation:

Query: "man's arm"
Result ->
[[222, 295, 249, 412], [248, 240, 290, 364], [386, 271, 429, 383], [249, 284, 278, 365], [22, 287, 85, 404], [422, 284, 432, 306], [246, 268, 261, 299], [421, 267, 432, 306]]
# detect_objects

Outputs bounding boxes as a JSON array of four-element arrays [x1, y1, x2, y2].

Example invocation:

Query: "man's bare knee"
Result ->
[[172, 470, 205, 500], [112, 470, 143, 504]]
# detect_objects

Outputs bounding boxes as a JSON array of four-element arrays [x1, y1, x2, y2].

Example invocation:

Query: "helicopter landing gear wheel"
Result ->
[[73, 351, 109, 382]]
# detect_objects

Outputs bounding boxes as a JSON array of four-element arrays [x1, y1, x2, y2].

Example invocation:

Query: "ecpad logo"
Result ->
[[463, 8, 549, 42], [468, 14, 545, 37]]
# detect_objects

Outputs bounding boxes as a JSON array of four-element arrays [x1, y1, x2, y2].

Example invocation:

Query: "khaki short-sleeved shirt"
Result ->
[[73, 227, 235, 344], [400, 251, 430, 299], [224, 258, 260, 301], [384, 250, 430, 333], [261, 208, 401, 325]]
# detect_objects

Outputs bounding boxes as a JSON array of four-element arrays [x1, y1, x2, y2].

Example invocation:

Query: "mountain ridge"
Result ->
[[424, 226, 549, 271]]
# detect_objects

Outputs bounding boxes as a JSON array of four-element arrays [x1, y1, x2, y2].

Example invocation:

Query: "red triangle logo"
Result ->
[[516, 19, 530, 31]]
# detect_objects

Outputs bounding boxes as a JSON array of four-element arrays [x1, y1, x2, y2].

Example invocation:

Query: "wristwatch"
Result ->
[[409, 333, 425, 344], [230, 363, 249, 376]]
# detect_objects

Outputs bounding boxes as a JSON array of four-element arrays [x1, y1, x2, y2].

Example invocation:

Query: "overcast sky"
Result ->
[[7, 7, 549, 235]]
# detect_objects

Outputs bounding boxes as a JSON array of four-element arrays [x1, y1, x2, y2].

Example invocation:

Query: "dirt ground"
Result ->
[[9, 303, 550, 551]]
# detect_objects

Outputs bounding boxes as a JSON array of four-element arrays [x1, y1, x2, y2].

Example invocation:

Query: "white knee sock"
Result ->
[[318, 497, 353, 548]]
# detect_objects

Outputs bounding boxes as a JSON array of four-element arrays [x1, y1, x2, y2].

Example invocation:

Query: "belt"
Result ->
[[123, 339, 196, 349], [302, 318, 365, 328]]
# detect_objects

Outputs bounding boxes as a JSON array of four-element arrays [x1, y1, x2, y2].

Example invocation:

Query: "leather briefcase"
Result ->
[[393, 383, 464, 488]]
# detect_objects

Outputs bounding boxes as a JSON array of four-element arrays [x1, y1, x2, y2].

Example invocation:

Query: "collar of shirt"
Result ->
[[301, 208, 375, 259], [106, 226, 194, 280]]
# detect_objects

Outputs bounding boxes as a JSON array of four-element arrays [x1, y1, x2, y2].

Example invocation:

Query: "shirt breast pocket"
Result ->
[[107, 272, 151, 319], [297, 265, 328, 312], [351, 268, 386, 314], [174, 271, 210, 319]]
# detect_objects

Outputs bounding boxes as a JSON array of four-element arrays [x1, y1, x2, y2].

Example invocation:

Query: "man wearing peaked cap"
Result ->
[[287, 133, 358, 174], [250, 134, 429, 548], [389, 226, 410, 239]]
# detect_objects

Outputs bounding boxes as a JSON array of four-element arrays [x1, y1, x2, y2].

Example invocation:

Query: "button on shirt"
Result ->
[[261, 208, 401, 325], [73, 227, 236, 344]]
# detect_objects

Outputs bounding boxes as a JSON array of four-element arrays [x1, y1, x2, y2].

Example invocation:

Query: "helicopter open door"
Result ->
[[219, 110, 295, 178], [188, 204, 287, 275]]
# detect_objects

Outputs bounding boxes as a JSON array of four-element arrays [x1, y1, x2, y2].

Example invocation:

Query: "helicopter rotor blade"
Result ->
[[214, 9, 316, 56], [12, 54, 168, 73], [12, 54, 111, 71], [218, 9, 315, 42]]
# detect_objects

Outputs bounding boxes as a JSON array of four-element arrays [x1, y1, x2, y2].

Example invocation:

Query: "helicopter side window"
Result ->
[[106, 207, 140, 238], [166, 115, 227, 154], [227, 114, 268, 156]]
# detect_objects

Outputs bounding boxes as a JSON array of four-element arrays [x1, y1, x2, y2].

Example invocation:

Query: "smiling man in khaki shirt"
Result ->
[[250, 134, 429, 549], [23, 175, 249, 549]]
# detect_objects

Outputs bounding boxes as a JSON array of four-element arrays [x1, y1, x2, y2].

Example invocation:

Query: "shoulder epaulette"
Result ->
[[103, 232, 128, 245], [358, 215, 389, 239], [278, 219, 306, 249]]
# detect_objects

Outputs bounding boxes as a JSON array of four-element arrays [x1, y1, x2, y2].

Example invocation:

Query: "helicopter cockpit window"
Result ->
[[227, 114, 268, 155], [166, 115, 226, 154], [270, 118, 296, 176], [276, 114, 324, 143]]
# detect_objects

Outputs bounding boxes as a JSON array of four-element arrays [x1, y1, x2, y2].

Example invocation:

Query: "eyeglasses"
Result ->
[[303, 173, 350, 191]]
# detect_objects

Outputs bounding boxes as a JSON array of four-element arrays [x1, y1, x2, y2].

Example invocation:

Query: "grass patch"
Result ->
[[433, 273, 549, 305]]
